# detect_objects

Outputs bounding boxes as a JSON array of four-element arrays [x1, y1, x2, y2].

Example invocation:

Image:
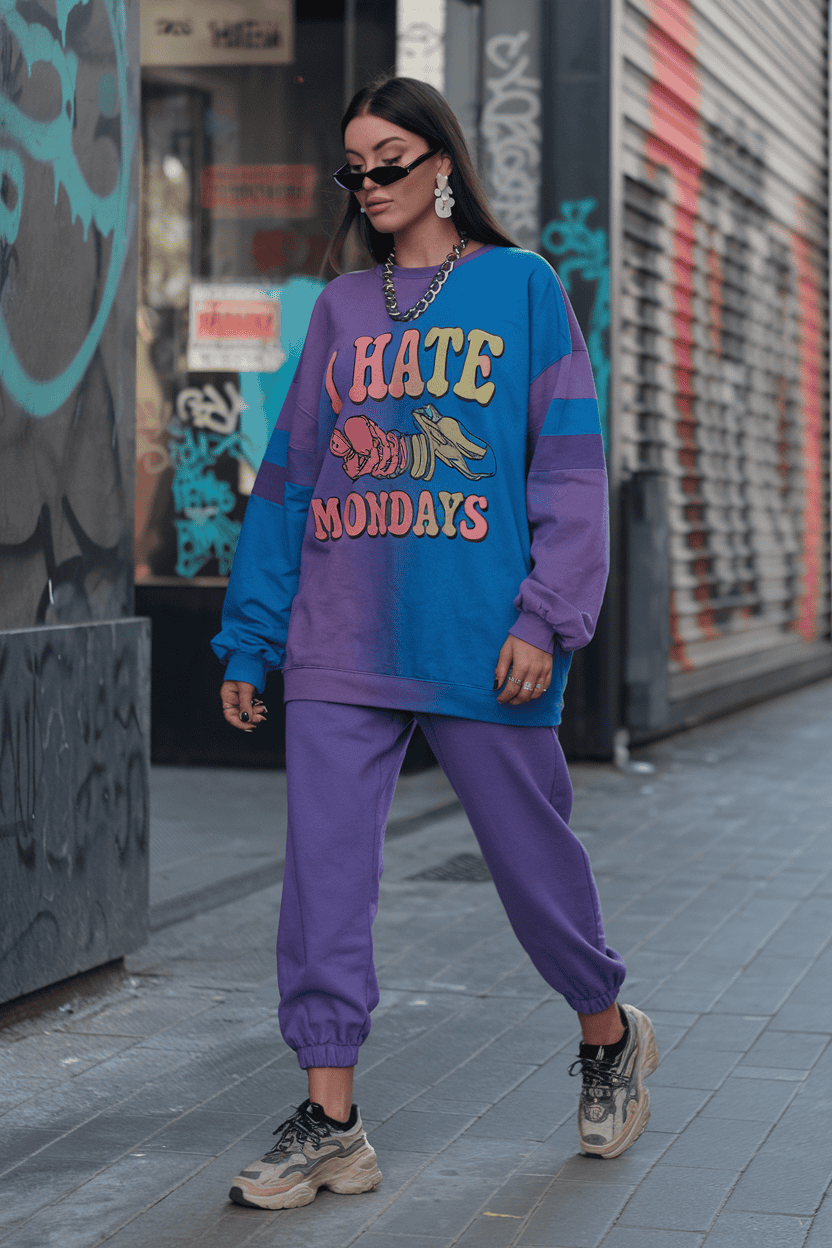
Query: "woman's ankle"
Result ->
[[307, 1065, 355, 1122], [577, 1002, 626, 1048]]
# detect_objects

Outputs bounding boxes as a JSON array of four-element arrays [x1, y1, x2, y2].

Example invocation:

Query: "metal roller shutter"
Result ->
[[619, 0, 831, 729]]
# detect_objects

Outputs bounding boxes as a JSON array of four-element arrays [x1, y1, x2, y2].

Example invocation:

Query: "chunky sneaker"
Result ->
[[229, 1099, 382, 1209], [570, 1003, 659, 1159]]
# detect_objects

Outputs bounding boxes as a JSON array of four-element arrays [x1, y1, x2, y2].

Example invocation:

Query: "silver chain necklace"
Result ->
[[382, 234, 468, 322]]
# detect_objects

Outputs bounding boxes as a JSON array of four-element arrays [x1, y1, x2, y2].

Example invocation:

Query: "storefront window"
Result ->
[[136, 1, 393, 583]]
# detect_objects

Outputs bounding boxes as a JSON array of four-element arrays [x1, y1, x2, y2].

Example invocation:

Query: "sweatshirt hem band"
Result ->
[[283, 666, 563, 726]]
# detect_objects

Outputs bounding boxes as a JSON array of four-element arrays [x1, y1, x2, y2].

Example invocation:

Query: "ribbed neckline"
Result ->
[[386, 243, 494, 280]]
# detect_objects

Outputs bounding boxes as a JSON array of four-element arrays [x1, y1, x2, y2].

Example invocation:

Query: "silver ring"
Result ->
[[535, 684, 543, 690], [523, 682, 533, 691], [222, 704, 234, 709]]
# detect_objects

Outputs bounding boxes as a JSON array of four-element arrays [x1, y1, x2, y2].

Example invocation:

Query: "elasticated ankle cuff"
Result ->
[[295, 1043, 361, 1069]]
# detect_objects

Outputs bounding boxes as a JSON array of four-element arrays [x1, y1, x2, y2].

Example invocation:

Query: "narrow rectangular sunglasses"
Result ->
[[333, 146, 440, 192]]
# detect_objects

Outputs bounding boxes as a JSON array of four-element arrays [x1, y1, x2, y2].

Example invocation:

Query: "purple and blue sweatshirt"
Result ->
[[212, 245, 609, 726]]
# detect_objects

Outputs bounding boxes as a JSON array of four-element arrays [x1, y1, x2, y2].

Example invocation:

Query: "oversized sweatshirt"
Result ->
[[212, 245, 609, 727]]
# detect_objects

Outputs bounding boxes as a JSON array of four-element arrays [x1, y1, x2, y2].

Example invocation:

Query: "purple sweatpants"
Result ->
[[277, 701, 626, 1069]]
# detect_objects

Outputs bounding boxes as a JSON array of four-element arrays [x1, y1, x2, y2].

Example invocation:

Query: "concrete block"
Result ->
[[645, 984, 738, 1016], [768, 948, 832, 1033], [555, 1126, 674, 1182], [371, 1137, 532, 1239], [0, 1126, 67, 1169], [9, 1151, 205, 1247], [367, 1108, 474, 1154], [18, 1113, 174, 1163], [709, 958, 812, 1015], [741, 1030, 829, 1072], [0, 1156, 111, 1237], [691, 901, 799, 967], [0, 619, 150, 1003], [431, 1059, 537, 1104], [755, 896, 832, 961], [724, 1069, 832, 1216], [481, 998, 579, 1065], [731, 1066, 807, 1082], [464, 1084, 574, 1142], [649, 1046, 740, 1090], [660, 1115, 771, 1171], [352, 1236, 447, 1248], [518, 1178, 633, 1246], [617, 1164, 737, 1232], [141, 1108, 270, 1155], [601, 1231, 705, 1248], [677, 1013, 769, 1052], [454, 1215, 534, 1248], [702, 1210, 811, 1247], [699, 1074, 799, 1123], [641, 1086, 713, 1134]]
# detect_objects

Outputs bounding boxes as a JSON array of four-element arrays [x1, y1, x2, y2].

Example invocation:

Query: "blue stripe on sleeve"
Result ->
[[541, 397, 602, 437], [270, 428, 291, 466]]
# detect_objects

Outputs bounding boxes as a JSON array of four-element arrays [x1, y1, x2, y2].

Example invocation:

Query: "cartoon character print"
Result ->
[[329, 404, 496, 482]]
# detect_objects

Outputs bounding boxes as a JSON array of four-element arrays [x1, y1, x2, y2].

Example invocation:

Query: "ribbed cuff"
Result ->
[[565, 987, 623, 1014], [508, 611, 556, 654], [295, 1043, 361, 1069], [222, 652, 268, 692]]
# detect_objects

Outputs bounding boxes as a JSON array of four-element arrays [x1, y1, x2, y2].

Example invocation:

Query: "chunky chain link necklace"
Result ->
[[382, 234, 468, 322]]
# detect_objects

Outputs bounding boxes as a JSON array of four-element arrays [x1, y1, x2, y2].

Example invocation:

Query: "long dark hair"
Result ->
[[325, 76, 517, 273]]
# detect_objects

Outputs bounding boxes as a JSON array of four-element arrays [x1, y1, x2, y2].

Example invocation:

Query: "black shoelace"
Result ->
[[568, 1054, 630, 1099], [266, 1100, 327, 1155]]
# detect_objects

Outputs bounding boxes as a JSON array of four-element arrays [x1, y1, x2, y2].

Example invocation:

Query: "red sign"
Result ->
[[195, 300, 277, 341], [202, 164, 317, 218]]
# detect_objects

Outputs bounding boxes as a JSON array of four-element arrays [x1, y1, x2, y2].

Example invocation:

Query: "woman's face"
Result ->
[[343, 112, 452, 237]]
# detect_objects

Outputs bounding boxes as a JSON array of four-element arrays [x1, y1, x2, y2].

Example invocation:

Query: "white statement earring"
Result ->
[[434, 174, 454, 218]]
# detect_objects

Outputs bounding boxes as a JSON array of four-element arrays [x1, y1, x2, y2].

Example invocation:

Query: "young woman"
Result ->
[[213, 76, 657, 1210]]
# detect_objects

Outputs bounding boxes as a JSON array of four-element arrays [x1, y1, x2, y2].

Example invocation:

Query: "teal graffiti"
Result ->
[[0, 0, 134, 416], [98, 72, 118, 117], [169, 427, 245, 578], [541, 199, 610, 448]]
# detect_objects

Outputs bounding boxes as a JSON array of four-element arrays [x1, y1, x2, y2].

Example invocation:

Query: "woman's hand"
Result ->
[[220, 681, 268, 732], [495, 636, 553, 705]]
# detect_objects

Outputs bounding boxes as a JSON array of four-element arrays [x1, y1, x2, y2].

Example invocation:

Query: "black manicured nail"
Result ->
[[493, 678, 499, 690], [240, 711, 250, 723]]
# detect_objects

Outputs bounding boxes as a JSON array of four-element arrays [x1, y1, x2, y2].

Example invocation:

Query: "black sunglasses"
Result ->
[[332, 146, 441, 192]]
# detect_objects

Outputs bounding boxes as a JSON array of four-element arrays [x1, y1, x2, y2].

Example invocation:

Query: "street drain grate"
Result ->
[[409, 853, 493, 883]]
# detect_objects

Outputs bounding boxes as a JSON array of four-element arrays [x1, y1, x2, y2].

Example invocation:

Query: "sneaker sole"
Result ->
[[229, 1149, 382, 1210], [581, 1005, 660, 1160]]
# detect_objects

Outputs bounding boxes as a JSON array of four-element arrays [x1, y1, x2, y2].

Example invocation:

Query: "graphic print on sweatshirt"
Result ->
[[311, 323, 502, 545], [212, 247, 610, 727]]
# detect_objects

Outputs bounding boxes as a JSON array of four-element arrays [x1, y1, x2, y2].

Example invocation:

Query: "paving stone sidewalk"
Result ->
[[2, 680, 832, 1247]]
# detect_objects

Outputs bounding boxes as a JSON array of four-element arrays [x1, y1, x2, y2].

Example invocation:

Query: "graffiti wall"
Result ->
[[479, 0, 543, 255], [0, 0, 139, 628], [0, 0, 146, 1000], [619, 0, 831, 719], [0, 620, 149, 1004]]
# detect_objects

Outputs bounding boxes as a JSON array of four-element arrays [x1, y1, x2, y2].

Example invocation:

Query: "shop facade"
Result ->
[[135, 0, 395, 764], [136, 0, 831, 764]]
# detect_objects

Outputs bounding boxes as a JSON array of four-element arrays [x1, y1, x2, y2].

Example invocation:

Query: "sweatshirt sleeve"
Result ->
[[210, 294, 331, 690], [508, 265, 609, 654]]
